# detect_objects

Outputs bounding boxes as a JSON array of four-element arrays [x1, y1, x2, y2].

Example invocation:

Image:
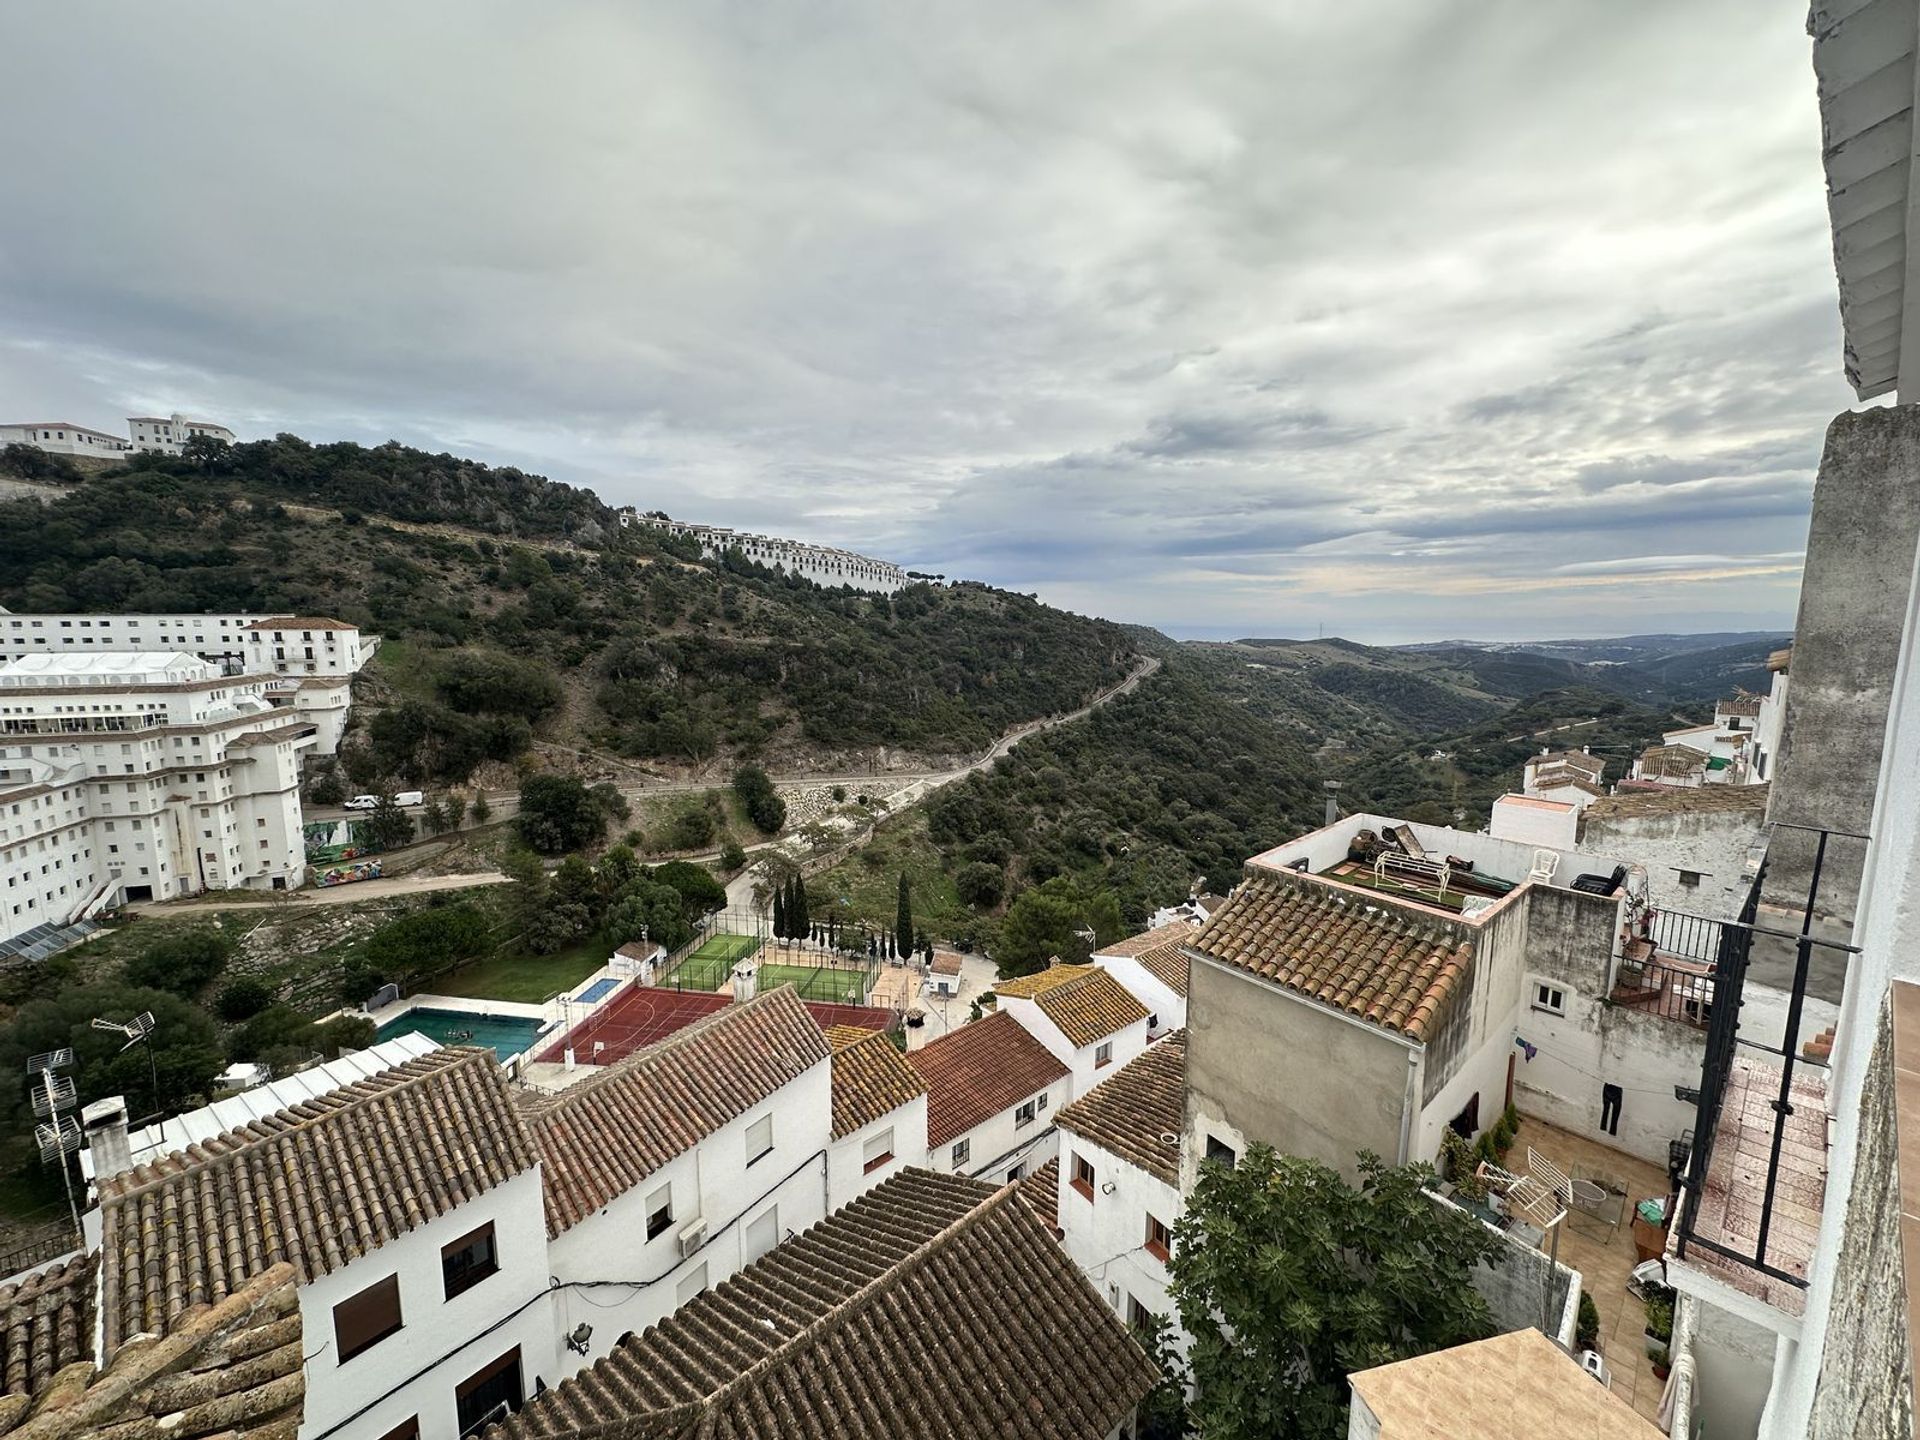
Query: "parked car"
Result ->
[[392, 790, 426, 807], [344, 794, 382, 811]]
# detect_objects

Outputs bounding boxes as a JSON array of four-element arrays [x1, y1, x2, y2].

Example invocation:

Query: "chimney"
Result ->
[[82, 1095, 134, 1181], [731, 960, 758, 1004]]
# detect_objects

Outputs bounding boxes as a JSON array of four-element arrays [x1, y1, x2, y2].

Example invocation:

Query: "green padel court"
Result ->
[[666, 932, 763, 991], [756, 962, 871, 1005]]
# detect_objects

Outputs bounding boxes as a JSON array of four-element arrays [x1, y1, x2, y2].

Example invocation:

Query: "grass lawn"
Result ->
[[433, 942, 607, 1004], [809, 810, 969, 938], [756, 961, 870, 1005]]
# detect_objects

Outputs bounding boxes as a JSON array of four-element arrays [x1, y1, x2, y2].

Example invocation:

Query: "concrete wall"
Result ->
[[297, 1167, 556, 1440], [1692, 1295, 1779, 1440], [1488, 795, 1579, 851], [826, 1094, 927, 1210], [1579, 803, 1767, 922], [1766, 407, 1920, 930], [1183, 956, 1416, 1186], [1805, 999, 1913, 1440]]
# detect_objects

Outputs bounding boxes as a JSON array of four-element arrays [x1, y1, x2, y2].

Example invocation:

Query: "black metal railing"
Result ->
[[1611, 952, 1717, 1028], [1671, 823, 1861, 1293]]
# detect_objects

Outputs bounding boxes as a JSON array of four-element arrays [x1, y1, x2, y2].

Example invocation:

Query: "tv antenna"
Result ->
[[26, 1049, 82, 1242], [92, 1011, 159, 1110]]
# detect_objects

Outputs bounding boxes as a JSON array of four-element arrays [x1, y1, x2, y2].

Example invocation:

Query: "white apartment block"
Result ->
[[0, 611, 372, 754], [620, 510, 908, 593], [0, 412, 234, 458], [0, 651, 312, 950]]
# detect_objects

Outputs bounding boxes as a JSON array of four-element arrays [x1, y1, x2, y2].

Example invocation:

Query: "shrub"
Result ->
[[215, 977, 274, 1021], [123, 929, 234, 996], [1474, 1131, 1499, 1167], [719, 840, 748, 872], [732, 765, 787, 834], [1577, 1293, 1602, 1352]]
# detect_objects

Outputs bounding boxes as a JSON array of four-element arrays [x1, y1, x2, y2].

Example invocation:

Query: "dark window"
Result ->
[[1449, 1095, 1480, 1139], [1128, 1295, 1154, 1329], [1678, 870, 1703, 889], [376, 1420, 420, 1440], [333, 1275, 403, 1362], [1145, 1213, 1171, 1263], [1095, 1040, 1114, 1068], [1205, 1135, 1238, 1168], [1071, 1153, 1096, 1201], [441, 1221, 499, 1300], [646, 1185, 673, 1240], [1015, 1099, 1036, 1129], [456, 1347, 523, 1436]]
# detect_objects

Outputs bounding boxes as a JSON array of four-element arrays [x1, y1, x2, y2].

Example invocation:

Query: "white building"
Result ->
[[127, 412, 236, 453], [0, 651, 312, 951], [0, 420, 131, 458], [621, 511, 908, 594], [908, 1009, 1073, 1183], [995, 963, 1153, 1095], [1749, 649, 1790, 784], [1488, 793, 1582, 851], [1094, 919, 1197, 1037], [1049, 1032, 1188, 1347], [0, 611, 372, 754], [824, 1023, 930, 1207]]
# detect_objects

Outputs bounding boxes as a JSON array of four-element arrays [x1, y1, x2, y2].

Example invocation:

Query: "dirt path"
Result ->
[[130, 870, 509, 918]]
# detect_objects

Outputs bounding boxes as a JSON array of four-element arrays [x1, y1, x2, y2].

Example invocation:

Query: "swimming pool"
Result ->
[[575, 977, 621, 1004], [375, 1007, 545, 1062]]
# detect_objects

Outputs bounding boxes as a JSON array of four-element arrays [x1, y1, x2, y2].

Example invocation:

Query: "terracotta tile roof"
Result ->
[[241, 616, 356, 631], [97, 1047, 534, 1352], [929, 949, 965, 976], [1583, 782, 1770, 824], [1032, 969, 1150, 1048], [1192, 871, 1473, 1041], [1015, 1158, 1061, 1233], [1531, 750, 1605, 778], [1532, 775, 1607, 798], [0, 1263, 304, 1440], [906, 1011, 1069, 1148], [826, 1027, 926, 1139], [1136, 940, 1190, 997], [1096, 920, 1200, 959], [487, 1169, 1155, 1440], [0, 1257, 91, 1400], [1055, 1032, 1187, 1187], [524, 986, 830, 1235], [992, 964, 1096, 1000], [1717, 696, 1764, 717]]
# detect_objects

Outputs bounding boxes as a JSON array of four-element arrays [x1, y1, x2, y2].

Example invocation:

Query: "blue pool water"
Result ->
[[375, 1008, 545, 1062], [574, 978, 620, 1004]]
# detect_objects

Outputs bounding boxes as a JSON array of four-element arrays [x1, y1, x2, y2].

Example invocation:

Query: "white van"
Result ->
[[344, 794, 381, 811], [392, 790, 426, 807]]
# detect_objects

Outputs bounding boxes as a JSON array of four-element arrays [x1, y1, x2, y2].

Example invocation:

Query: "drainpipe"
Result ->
[[1398, 1047, 1419, 1165]]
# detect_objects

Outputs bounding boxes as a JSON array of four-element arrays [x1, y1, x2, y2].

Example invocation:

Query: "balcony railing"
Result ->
[[1671, 823, 1860, 1294]]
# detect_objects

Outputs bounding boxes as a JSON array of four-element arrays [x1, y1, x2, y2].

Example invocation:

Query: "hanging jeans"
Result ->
[[1600, 1083, 1623, 1137]]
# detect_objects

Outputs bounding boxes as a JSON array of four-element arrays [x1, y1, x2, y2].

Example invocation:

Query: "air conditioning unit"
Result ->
[[678, 1218, 707, 1257]]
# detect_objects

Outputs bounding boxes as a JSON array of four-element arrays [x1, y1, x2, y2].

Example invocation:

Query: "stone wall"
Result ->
[[1766, 406, 1920, 946], [1806, 998, 1913, 1440]]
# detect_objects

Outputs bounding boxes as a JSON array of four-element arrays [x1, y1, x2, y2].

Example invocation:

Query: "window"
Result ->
[[646, 1185, 674, 1241], [862, 1128, 895, 1174], [1006, 1163, 1025, 1183], [1070, 1153, 1096, 1202], [1015, 1099, 1037, 1129], [1205, 1135, 1238, 1169], [1095, 1040, 1114, 1068], [676, 1264, 709, 1306], [1127, 1295, 1154, 1331], [743, 1205, 780, 1265], [1145, 1213, 1171, 1264], [1146, 1012, 1158, 1031], [950, 1138, 970, 1169], [1678, 869, 1703, 889], [333, 1275, 403, 1362], [441, 1221, 499, 1299], [745, 1114, 774, 1166], [1036, 1091, 1048, 1111], [455, 1347, 522, 1436], [1532, 982, 1565, 1016], [375, 1419, 420, 1440]]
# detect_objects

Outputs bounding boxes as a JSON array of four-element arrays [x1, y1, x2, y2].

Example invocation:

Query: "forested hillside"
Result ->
[[0, 439, 1138, 778]]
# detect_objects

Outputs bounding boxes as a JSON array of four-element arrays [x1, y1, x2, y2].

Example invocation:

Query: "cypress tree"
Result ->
[[895, 873, 914, 960], [789, 875, 806, 939], [772, 884, 787, 941]]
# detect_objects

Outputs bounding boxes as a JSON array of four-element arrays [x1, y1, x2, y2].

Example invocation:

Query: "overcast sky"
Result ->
[[0, 2, 1859, 642]]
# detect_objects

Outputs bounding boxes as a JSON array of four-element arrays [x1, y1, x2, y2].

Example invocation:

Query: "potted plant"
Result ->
[[1644, 1294, 1674, 1378], [1576, 1293, 1602, 1354]]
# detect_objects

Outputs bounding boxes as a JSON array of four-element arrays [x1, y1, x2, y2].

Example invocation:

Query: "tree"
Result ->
[[518, 773, 608, 855], [215, 976, 275, 1021], [732, 765, 787, 834], [894, 873, 914, 959], [994, 876, 1122, 976], [0, 984, 223, 1156], [719, 839, 747, 873], [954, 861, 1004, 909], [1168, 1146, 1504, 1440], [653, 860, 727, 917], [421, 797, 448, 836], [361, 904, 493, 991], [123, 929, 235, 997], [445, 792, 468, 831], [1131, 1311, 1192, 1440], [604, 877, 694, 954], [773, 884, 788, 941], [362, 797, 416, 852], [471, 791, 493, 826]]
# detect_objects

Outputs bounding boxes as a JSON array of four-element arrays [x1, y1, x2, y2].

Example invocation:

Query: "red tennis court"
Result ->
[[536, 984, 893, 1067]]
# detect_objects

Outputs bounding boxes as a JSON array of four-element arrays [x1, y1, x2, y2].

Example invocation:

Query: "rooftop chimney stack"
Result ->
[[81, 1095, 133, 1181]]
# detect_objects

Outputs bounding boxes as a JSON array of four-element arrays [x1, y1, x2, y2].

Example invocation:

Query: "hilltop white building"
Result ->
[[0, 650, 313, 954], [0, 412, 234, 459], [620, 510, 907, 594]]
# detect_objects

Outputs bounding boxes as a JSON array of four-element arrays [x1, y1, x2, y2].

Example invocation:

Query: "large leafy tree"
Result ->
[[732, 765, 787, 834], [994, 875, 1124, 976], [517, 774, 609, 855], [1168, 1146, 1505, 1440]]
